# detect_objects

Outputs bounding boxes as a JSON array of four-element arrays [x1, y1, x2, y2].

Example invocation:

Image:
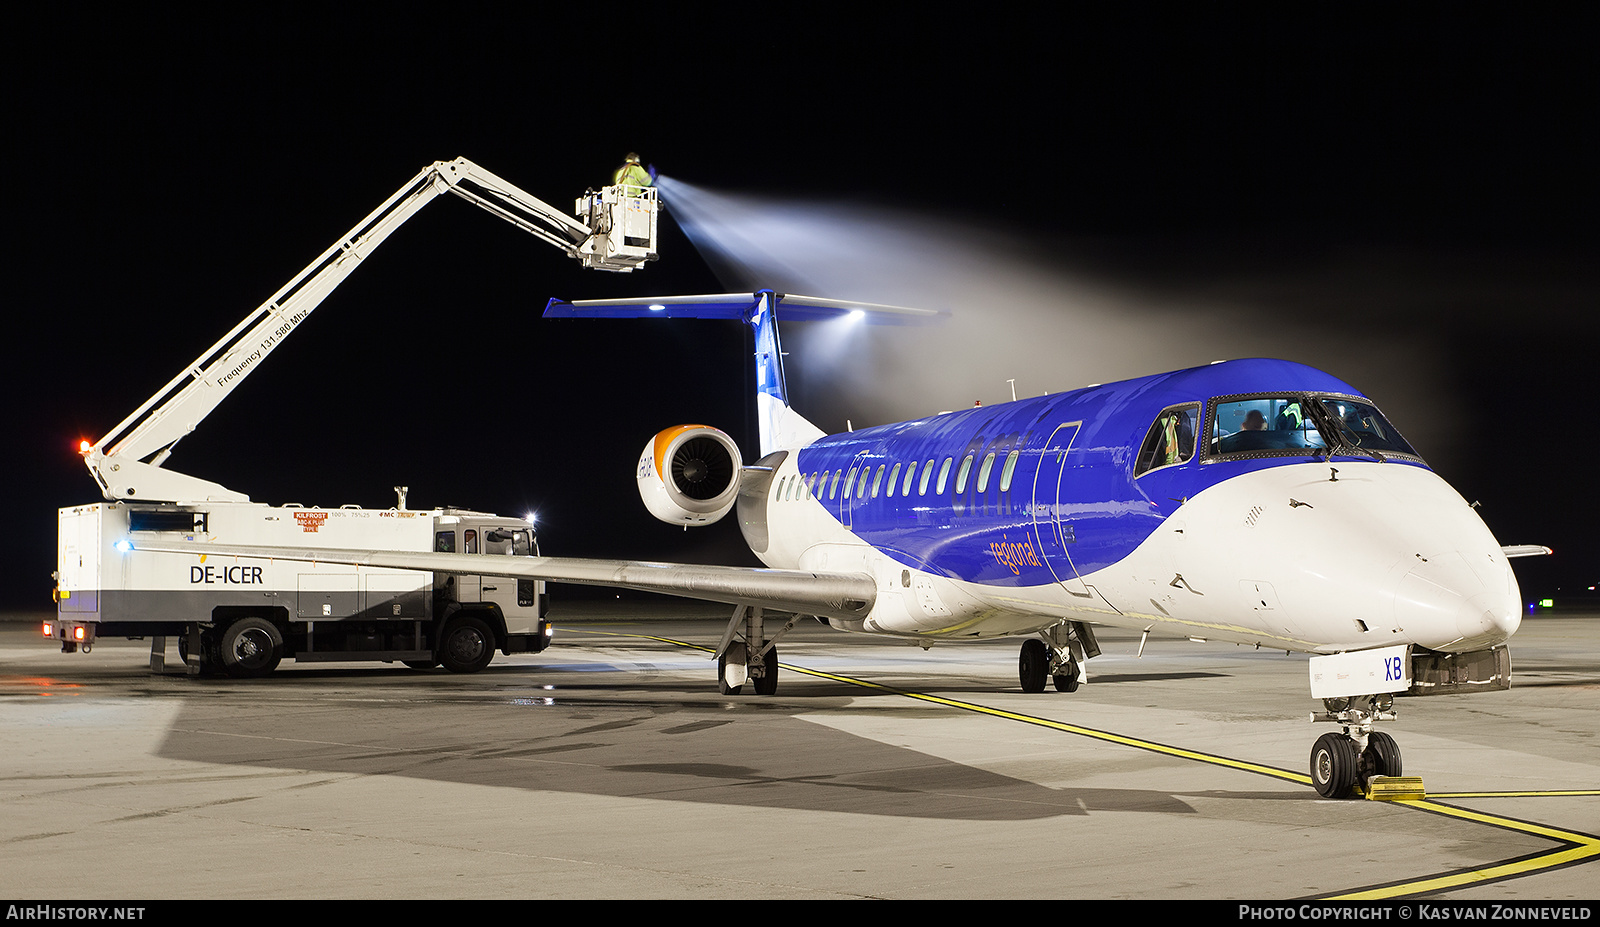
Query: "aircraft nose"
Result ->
[[1393, 550, 1521, 652], [1174, 461, 1524, 654]]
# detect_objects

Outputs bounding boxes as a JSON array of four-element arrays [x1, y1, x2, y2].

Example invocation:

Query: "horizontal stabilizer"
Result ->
[[543, 291, 941, 323], [1500, 545, 1553, 558]]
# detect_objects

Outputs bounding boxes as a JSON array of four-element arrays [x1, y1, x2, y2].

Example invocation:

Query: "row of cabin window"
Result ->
[[775, 450, 1025, 503]]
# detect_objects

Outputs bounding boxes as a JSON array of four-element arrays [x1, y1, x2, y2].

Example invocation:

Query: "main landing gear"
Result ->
[[1309, 694, 1403, 798], [715, 605, 797, 696], [1019, 621, 1100, 693]]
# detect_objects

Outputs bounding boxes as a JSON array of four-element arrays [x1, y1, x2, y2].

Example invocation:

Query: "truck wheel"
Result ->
[[218, 617, 283, 678], [439, 615, 495, 674]]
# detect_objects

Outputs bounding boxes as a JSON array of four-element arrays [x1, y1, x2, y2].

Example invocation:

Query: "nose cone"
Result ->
[[1170, 461, 1523, 653], [1395, 550, 1521, 652]]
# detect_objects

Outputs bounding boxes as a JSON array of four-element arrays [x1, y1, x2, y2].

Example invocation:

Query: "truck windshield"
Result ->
[[484, 528, 533, 556], [1211, 397, 1329, 455]]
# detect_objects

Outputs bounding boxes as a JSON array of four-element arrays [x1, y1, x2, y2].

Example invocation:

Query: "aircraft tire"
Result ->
[[218, 616, 283, 678], [439, 614, 495, 674], [1019, 639, 1049, 693], [754, 645, 778, 695], [1364, 731, 1403, 778], [1310, 732, 1360, 798]]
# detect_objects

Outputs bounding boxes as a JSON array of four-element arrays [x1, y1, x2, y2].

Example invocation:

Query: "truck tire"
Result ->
[[439, 614, 495, 674], [218, 617, 283, 678], [178, 630, 217, 676]]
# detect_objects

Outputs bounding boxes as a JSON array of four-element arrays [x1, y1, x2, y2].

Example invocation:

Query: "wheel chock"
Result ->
[[1365, 776, 1425, 801]]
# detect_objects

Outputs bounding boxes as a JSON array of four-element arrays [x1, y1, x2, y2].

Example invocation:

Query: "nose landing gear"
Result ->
[[1310, 694, 1408, 798]]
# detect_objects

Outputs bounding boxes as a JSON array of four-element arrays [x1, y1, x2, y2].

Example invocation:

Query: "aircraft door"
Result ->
[[1029, 422, 1092, 597], [840, 451, 871, 530]]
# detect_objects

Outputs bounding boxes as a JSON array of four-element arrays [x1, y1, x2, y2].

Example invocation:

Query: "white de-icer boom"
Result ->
[[52, 159, 659, 676]]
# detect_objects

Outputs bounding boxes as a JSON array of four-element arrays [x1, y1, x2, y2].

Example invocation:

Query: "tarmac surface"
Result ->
[[1, 603, 1596, 900]]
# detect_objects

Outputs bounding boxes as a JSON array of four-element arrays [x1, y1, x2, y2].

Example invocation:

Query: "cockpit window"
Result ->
[[1318, 398, 1417, 457], [1205, 393, 1422, 462], [1134, 404, 1199, 477], [1211, 397, 1329, 455]]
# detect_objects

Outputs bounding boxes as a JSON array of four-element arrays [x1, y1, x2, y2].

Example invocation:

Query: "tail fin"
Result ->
[[746, 291, 825, 455], [543, 290, 936, 455]]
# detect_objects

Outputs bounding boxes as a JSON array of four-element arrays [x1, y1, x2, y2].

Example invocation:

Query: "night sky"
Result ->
[[6, 9, 1595, 612]]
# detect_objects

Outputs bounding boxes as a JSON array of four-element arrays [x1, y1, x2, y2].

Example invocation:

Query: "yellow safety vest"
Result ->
[[612, 162, 652, 190]]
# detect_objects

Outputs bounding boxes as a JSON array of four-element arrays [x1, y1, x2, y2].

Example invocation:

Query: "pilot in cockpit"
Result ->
[[1226, 409, 1274, 451]]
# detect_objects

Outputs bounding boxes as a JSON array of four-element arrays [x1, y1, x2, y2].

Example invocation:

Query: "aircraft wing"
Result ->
[[130, 539, 877, 621], [1500, 545, 1553, 558]]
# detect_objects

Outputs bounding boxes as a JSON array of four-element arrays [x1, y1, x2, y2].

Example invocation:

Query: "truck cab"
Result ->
[[432, 513, 549, 653]]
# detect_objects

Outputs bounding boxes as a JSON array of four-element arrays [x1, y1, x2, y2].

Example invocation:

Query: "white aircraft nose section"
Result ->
[[1156, 461, 1523, 654], [1394, 550, 1521, 652]]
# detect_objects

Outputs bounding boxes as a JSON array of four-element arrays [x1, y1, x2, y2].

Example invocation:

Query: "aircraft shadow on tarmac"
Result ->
[[153, 693, 1204, 820]]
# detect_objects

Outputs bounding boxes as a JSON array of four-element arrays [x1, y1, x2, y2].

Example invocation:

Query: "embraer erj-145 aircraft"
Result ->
[[146, 291, 1543, 799]]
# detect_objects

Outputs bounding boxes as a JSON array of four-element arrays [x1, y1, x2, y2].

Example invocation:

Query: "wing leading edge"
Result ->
[[130, 540, 877, 621]]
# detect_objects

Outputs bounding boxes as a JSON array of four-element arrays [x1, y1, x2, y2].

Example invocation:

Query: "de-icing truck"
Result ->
[[49, 159, 660, 676]]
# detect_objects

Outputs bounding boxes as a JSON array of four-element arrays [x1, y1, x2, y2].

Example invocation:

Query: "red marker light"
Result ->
[[74, 626, 85, 641], [78, 440, 91, 454], [42, 621, 52, 638]]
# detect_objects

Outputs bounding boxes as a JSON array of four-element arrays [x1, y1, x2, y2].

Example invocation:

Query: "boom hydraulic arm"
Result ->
[[83, 158, 658, 503]]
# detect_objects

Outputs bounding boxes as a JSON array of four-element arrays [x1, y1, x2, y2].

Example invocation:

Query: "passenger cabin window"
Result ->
[[976, 452, 997, 493], [887, 463, 901, 497], [919, 459, 935, 495], [937, 457, 953, 494], [830, 470, 841, 499], [955, 455, 974, 494], [1135, 404, 1200, 477], [999, 450, 1021, 492], [1210, 397, 1328, 456], [903, 461, 918, 496]]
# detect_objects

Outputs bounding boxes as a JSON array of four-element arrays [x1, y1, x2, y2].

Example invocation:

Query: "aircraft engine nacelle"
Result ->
[[637, 425, 742, 526]]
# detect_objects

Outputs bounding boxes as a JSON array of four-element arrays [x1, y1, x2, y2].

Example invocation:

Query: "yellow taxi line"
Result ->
[[592, 628, 1600, 897]]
